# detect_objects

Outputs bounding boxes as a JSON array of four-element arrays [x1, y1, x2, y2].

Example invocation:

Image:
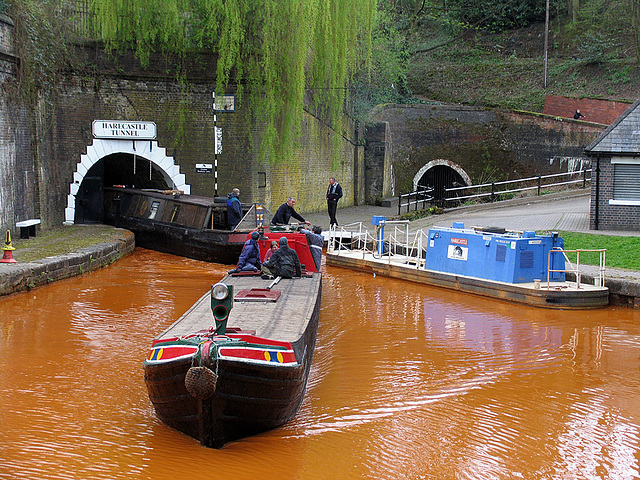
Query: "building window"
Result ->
[[609, 157, 640, 206]]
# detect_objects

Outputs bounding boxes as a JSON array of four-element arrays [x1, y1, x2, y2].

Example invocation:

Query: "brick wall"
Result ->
[[367, 104, 606, 194], [590, 157, 640, 231], [0, 15, 39, 237], [543, 95, 632, 125], [46, 74, 360, 226]]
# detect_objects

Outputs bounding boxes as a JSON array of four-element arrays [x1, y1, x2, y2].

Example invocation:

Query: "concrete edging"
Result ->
[[0, 231, 135, 297]]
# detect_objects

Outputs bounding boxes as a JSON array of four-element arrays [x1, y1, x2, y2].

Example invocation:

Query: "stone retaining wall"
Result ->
[[0, 230, 135, 296]]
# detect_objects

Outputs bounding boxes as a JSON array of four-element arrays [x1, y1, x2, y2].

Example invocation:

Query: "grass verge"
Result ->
[[557, 231, 640, 270]]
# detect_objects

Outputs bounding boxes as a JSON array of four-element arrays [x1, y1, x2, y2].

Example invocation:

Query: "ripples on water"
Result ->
[[0, 249, 639, 479]]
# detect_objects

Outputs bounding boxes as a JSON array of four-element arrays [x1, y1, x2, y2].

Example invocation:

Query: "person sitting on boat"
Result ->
[[261, 236, 302, 279], [229, 231, 261, 274], [263, 240, 279, 262], [299, 225, 323, 271], [226, 188, 242, 230], [271, 197, 311, 226]]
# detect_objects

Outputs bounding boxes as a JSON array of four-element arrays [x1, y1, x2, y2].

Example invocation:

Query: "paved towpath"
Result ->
[[306, 190, 635, 236], [305, 190, 640, 283]]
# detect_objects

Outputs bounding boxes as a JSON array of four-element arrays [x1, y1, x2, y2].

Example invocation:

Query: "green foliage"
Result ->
[[90, 0, 376, 164], [440, 0, 563, 33], [557, 231, 640, 269], [576, 33, 617, 64], [0, 0, 7, 15], [352, 6, 413, 117], [8, 0, 73, 107]]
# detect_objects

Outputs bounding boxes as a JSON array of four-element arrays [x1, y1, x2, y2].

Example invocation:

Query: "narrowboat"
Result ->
[[103, 186, 272, 264], [327, 219, 608, 309], [143, 226, 322, 448]]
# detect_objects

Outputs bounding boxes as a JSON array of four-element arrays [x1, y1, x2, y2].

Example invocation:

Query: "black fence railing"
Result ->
[[397, 186, 434, 215], [443, 169, 591, 207]]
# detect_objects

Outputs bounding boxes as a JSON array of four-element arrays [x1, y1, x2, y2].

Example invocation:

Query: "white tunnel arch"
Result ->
[[65, 138, 190, 224]]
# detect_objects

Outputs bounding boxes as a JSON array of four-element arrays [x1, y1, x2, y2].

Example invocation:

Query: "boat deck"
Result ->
[[156, 273, 322, 343]]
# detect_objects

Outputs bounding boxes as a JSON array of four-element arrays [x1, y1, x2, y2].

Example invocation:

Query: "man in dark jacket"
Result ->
[[271, 197, 310, 226], [226, 188, 242, 230], [326, 177, 343, 227], [261, 236, 301, 279], [229, 231, 261, 273]]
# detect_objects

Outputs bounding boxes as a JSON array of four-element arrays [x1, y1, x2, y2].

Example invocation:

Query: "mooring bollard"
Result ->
[[1, 230, 17, 263]]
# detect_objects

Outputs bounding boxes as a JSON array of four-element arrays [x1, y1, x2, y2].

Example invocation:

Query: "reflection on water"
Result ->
[[0, 249, 639, 479]]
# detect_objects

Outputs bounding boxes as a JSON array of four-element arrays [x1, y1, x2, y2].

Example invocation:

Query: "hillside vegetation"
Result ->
[[363, 0, 640, 115]]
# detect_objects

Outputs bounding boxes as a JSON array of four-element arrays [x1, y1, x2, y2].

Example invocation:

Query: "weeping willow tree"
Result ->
[[90, 0, 376, 163]]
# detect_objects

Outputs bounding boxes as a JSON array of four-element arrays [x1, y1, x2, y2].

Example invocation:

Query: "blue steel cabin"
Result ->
[[425, 223, 565, 283]]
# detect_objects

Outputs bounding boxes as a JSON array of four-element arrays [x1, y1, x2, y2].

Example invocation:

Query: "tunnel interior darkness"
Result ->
[[418, 165, 467, 205], [98, 153, 169, 189], [75, 153, 170, 223]]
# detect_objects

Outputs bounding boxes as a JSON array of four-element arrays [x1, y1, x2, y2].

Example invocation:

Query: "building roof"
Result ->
[[584, 98, 640, 156]]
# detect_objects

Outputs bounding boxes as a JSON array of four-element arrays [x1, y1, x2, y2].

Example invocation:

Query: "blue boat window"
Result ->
[[496, 244, 506, 262]]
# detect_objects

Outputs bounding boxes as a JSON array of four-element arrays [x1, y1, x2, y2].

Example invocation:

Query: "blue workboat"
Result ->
[[326, 220, 608, 309]]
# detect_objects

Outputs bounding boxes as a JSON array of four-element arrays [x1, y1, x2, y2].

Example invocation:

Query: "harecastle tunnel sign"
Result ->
[[92, 120, 157, 140]]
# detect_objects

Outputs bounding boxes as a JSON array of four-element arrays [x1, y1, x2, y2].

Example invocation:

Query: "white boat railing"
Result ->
[[329, 224, 608, 288], [328, 222, 377, 259], [548, 248, 606, 289], [329, 221, 430, 268]]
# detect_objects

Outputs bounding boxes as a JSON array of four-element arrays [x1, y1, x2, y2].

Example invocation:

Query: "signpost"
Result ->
[[212, 93, 235, 197]]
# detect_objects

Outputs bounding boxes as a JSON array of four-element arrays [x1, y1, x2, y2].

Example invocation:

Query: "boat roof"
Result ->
[[156, 273, 322, 343]]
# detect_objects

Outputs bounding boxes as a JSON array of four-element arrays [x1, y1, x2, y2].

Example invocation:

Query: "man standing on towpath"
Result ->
[[326, 177, 343, 227]]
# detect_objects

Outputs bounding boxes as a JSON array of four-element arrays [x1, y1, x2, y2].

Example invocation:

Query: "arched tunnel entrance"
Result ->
[[66, 138, 189, 225], [413, 160, 472, 206], [75, 153, 171, 224]]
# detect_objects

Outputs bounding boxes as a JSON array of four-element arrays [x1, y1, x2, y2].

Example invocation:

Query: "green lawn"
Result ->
[[556, 231, 640, 270]]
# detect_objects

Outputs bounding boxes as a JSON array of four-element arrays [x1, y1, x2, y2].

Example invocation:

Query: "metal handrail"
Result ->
[[444, 169, 591, 205], [397, 187, 434, 214], [547, 248, 606, 289]]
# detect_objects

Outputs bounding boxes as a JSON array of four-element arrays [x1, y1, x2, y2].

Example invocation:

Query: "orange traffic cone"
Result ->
[[1, 230, 17, 263]]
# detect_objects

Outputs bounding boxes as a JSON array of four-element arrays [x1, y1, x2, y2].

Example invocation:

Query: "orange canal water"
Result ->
[[0, 249, 639, 480]]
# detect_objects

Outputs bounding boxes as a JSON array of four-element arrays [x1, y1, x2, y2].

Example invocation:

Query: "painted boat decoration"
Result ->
[[327, 219, 608, 309], [143, 227, 322, 448], [103, 186, 273, 264]]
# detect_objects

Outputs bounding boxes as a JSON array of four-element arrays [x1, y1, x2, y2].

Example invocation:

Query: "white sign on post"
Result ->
[[92, 120, 157, 139], [212, 94, 236, 112], [215, 126, 222, 154]]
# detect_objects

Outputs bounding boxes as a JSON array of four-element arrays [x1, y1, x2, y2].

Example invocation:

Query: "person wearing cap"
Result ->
[[271, 197, 310, 226], [260, 236, 302, 279], [299, 225, 323, 271], [226, 188, 242, 230], [229, 231, 261, 273]]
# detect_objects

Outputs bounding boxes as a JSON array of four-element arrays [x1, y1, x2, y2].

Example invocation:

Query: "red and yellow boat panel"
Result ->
[[145, 345, 199, 364]]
